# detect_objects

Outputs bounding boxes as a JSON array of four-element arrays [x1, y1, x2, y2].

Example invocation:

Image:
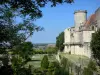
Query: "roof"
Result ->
[[83, 14, 96, 30], [85, 14, 96, 27]]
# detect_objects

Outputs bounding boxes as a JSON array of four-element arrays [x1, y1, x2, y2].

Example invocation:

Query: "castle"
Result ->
[[64, 7, 100, 58]]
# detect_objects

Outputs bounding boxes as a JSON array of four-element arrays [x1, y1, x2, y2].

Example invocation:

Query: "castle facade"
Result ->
[[64, 7, 100, 58]]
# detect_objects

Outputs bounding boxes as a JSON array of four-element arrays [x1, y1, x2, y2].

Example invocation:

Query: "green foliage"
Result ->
[[11, 42, 34, 75], [83, 67, 93, 75], [48, 57, 70, 75], [0, 0, 73, 20], [83, 60, 97, 75], [46, 47, 58, 54], [56, 32, 64, 51], [90, 29, 100, 65], [49, 62, 55, 69], [61, 57, 69, 70], [0, 6, 41, 75], [0, 0, 73, 74], [34, 49, 46, 54], [33, 59, 69, 75], [41, 55, 49, 69], [88, 60, 97, 71], [34, 47, 58, 54], [13, 42, 33, 59], [0, 6, 42, 54], [60, 57, 70, 75], [12, 42, 33, 63], [52, 61, 69, 75]]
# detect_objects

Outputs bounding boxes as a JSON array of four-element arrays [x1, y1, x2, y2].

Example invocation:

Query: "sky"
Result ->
[[27, 0, 100, 43]]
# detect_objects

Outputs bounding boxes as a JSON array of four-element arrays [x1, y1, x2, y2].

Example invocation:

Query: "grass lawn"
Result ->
[[26, 53, 90, 69], [26, 54, 56, 68], [60, 53, 90, 68]]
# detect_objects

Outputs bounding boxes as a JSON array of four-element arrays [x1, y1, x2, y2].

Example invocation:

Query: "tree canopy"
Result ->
[[0, 0, 73, 20], [0, 7, 42, 54], [90, 29, 100, 66], [0, 0, 73, 74], [0, 4, 42, 74], [56, 32, 64, 51]]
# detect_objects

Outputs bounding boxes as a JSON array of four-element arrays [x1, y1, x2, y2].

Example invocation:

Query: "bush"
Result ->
[[69, 51, 71, 54], [41, 55, 49, 69], [88, 60, 97, 71], [34, 47, 58, 54], [83, 67, 93, 75], [83, 60, 97, 75], [90, 29, 100, 65]]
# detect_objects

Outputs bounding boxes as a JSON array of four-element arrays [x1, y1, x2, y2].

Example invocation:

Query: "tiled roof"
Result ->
[[83, 14, 96, 30], [85, 14, 96, 26]]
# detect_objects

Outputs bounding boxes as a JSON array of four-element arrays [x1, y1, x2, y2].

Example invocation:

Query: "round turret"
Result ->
[[74, 10, 87, 31]]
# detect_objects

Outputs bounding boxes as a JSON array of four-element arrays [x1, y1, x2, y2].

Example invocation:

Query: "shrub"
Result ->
[[69, 51, 71, 54], [88, 60, 97, 71], [83, 60, 97, 75], [83, 67, 93, 75], [41, 55, 49, 69]]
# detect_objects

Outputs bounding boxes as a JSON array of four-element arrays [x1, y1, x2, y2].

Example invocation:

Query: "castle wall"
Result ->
[[64, 44, 91, 58], [70, 44, 91, 57], [95, 7, 100, 28], [79, 31, 83, 43], [64, 28, 71, 53], [63, 9, 100, 58], [83, 31, 95, 42], [83, 43, 91, 58], [74, 31, 82, 43], [64, 45, 70, 53], [70, 27, 75, 43], [64, 30, 94, 58], [64, 28, 71, 43], [71, 45, 75, 54], [74, 45, 83, 55]]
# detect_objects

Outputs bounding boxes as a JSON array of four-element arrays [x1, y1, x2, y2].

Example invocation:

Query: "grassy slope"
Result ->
[[26, 53, 90, 69], [60, 53, 90, 68], [26, 54, 56, 68]]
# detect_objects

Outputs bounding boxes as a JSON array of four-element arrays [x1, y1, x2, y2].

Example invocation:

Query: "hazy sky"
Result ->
[[27, 0, 100, 43]]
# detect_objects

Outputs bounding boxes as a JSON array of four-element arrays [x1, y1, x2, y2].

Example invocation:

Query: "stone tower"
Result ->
[[74, 10, 87, 31]]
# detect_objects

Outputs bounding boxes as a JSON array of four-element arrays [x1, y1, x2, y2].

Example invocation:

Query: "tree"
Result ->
[[56, 32, 64, 51], [0, 0, 73, 74], [83, 67, 93, 75], [41, 55, 49, 69], [90, 29, 100, 66], [0, 6, 42, 75], [12, 42, 34, 65], [60, 57, 70, 75], [83, 60, 97, 75], [51, 61, 69, 75], [88, 60, 97, 71], [0, 0, 73, 20]]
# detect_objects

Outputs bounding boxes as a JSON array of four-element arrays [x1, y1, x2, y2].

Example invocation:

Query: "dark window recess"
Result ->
[[92, 26, 95, 30]]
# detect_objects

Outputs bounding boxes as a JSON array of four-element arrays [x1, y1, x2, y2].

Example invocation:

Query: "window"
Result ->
[[92, 26, 95, 30]]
